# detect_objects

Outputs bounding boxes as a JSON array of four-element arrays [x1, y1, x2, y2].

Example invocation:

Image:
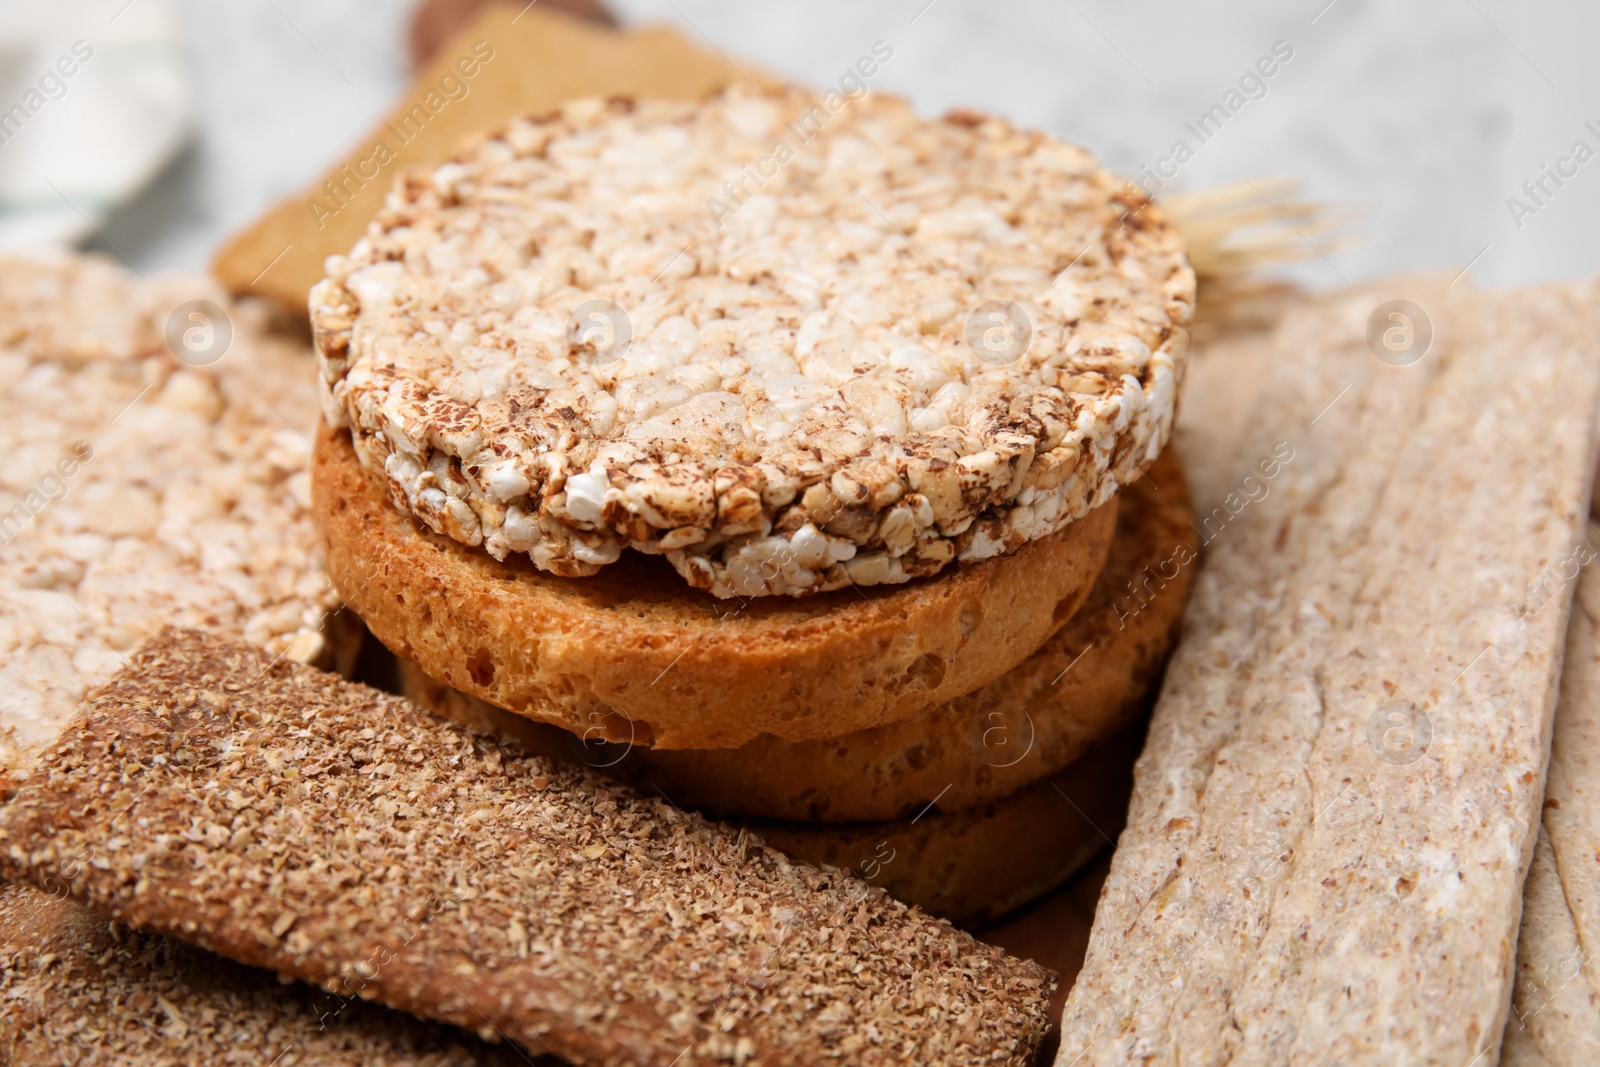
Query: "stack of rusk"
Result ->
[[310, 86, 1200, 925]]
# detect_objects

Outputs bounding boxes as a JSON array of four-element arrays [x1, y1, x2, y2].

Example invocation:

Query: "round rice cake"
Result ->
[[312, 88, 1193, 597], [395, 447, 1193, 819], [316, 421, 1116, 748]]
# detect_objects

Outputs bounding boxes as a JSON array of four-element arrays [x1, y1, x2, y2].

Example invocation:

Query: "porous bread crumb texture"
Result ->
[[1057, 277, 1600, 1066], [312, 87, 1194, 597], [0, 629, 1055, 1067], [0, 254, 337, 774], [400, 446, 1195, 821], [0, 881, 527, 1066]]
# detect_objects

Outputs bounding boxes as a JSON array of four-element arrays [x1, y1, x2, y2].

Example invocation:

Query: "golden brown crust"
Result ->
[[744, 722, 1143, 927], [0, 881, 522, 1066], [0, 629, 1055, 1067], [314, 420, 1115, 749], [397, 448, 1194, 820]]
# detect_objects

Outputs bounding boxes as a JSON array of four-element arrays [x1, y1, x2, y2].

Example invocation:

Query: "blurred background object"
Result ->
[[408, 0, 614, 66], [0, 0, 190, 252], [29, 0, 1598, 291]]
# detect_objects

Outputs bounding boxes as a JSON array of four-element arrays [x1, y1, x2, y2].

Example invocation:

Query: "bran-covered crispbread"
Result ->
[[312, 88, 1192, 597], [0, 881, 528, 1066], [0, 628, 1055, 1067], [400, 654, 1146, 923]]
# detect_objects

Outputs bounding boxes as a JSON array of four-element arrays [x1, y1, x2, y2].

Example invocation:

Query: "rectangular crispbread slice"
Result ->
[[0, 880, 524, 1066], [1501, 562, 1600, 1063], [1057, 276, 1600, 1065], [0, 628, 1054, 1067]]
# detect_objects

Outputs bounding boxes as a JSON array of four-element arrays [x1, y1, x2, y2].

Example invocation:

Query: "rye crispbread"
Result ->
[[0, 628, 1055, 1067], [0, 881, 527, 1066], [400, 654, 1143, 923], [312, 88, 1193, 596], [397, 447, 1192, 820], [314, 420, 1116, 749], [0, 254, 339, 775], [1057, 276, 1600, 1065], [1502, 562, 1600, 1064]]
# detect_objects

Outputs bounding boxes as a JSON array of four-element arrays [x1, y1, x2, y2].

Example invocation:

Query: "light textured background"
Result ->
[[76, 0, 1600, 288]]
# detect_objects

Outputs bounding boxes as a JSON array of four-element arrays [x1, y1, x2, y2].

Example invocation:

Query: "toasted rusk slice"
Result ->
[[0, 628, 1055, 1067], [395, 447, 1193, 820], [0, 254, 340, 776], [1058, 276, 1600, 1065], [748, 722, 1143, 927], [312, 88, 1192, 597], [314, 421, 1116, 749]]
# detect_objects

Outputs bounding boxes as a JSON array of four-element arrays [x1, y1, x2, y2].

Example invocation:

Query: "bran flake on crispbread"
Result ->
[[0, 628, 1055, 1067], [1057, 276, 1600, 1065], [0, 254, 337, 775], [312, 87, 1193, 597], [399, 655, 1138, 924], [0, 881, 527, 1066]]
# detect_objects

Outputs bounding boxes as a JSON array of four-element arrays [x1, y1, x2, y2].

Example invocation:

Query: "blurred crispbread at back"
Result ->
[[407, 0, 617, 70], [212, 6, 778, 315]]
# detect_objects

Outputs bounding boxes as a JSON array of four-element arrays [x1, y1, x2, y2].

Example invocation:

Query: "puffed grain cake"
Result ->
[[312, 88, 1193, 597], [0, 628, 1056, 1067], [314, 420, 1115, 748], [1057, 276, 1600, 1065], [0, 881, 527, 1066], [0, 254, 338, 775], [1501, 560, 1600, 1064], [397, 446, 1193, 820]]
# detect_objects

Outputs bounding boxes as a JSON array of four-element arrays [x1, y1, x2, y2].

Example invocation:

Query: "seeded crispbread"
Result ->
[[0, 254, 339, 775], [1057, 276, 1600, 1065], [1502, 561, 1600, 1064], [0, 880, 527, 1066], [0, 628, 1055, 1067], [397, 446, 1192, 820], [315, 420, 1115, 749], [312, 88, 1193, 597]]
